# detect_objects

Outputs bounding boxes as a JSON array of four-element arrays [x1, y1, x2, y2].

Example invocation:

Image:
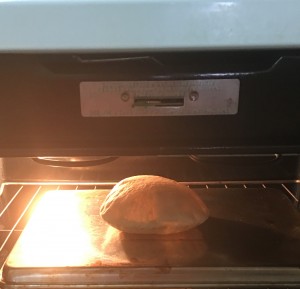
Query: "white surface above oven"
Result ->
[[0, 0, 300, 52]]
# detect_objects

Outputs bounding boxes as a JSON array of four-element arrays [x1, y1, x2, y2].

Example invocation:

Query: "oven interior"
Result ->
[[0, 50, 299, 288]]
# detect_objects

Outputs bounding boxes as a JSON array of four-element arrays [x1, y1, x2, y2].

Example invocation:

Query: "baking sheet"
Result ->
[[3, 188, 300, 285]]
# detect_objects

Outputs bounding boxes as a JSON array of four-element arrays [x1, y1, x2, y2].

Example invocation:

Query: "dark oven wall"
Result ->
[[0, 50, 299, 157]]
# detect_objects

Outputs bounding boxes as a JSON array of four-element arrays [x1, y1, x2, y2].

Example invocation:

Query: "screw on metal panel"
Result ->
[[189, 91, 199, 101], [121, 92, 130, 102]]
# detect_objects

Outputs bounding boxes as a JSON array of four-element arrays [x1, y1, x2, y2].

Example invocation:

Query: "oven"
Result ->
[[0, 0, 300, 288]]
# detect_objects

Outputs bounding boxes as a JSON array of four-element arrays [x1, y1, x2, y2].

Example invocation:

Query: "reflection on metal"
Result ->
[[7, 191, 97, 267], [6, 190, 207, 268]]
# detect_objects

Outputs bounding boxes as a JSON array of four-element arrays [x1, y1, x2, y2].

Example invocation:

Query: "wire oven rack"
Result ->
[[0, 180, 299, 271], [0, 179, 299, 288]]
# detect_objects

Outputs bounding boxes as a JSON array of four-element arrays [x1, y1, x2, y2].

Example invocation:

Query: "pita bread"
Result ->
[[100, 175, 209, 234]]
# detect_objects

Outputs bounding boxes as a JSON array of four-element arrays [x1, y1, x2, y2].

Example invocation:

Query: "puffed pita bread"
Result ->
[[100, 175, 209, 234]]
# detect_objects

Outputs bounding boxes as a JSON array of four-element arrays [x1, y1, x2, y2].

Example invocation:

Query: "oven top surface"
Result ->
[[0, 0, 300, 52]]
